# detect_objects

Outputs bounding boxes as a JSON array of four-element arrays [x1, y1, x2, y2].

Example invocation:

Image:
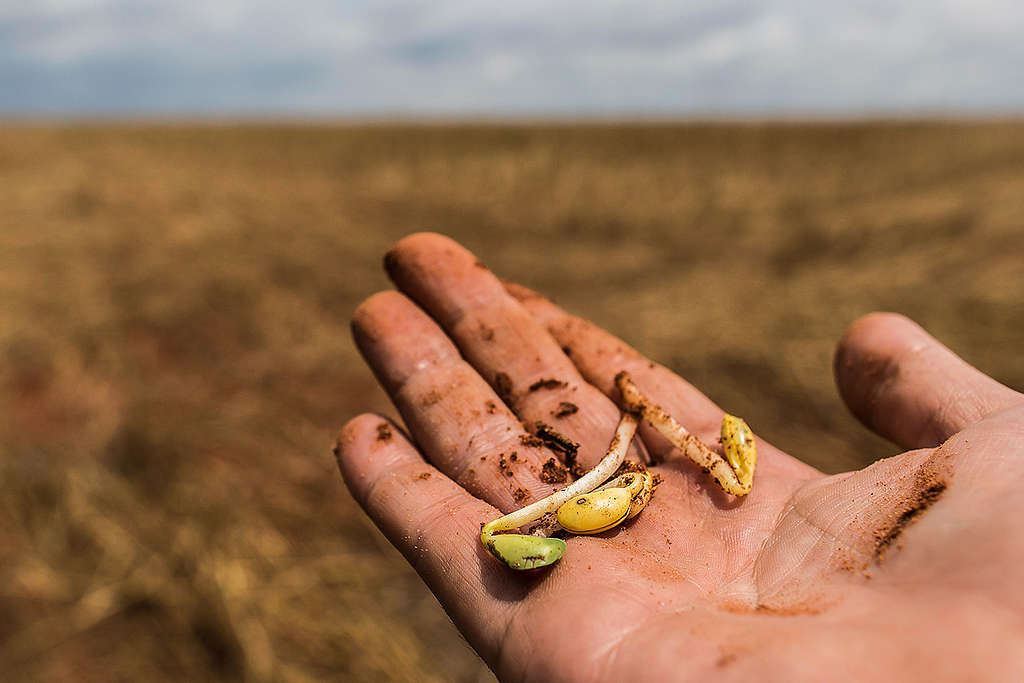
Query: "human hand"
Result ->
[[334, 233, 1024, 681]]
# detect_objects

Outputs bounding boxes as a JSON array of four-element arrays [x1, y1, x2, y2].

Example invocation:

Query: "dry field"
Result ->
[[1, 122, 1022, 681]]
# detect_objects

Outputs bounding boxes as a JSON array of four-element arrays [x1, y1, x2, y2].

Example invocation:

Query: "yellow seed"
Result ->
[[597, 472, 654, 518], [721, 414, 756, 490], [599, 473, 643, 497], [626, 472, 654, 518], [556, 488, 631, 535]]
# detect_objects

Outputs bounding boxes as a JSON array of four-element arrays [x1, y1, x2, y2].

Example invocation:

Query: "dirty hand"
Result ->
[[334, 233, 1024, 681]]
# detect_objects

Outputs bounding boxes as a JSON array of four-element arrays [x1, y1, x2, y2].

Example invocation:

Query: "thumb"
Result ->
[[834, 312, 1022, 449]]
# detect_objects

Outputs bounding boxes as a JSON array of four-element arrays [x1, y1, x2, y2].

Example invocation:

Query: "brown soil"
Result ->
[[754, 602, 827, 616], [493, 372, 515, 407], [519, 433, 544, 448], [718, 597, 830, 616], [497, 453, 514, 477], [4, 122, 1022, 683], [376, 422, 393, 442], [873, 474, 948, 563], [540, 458, 570, 484], [552, 402, 578, 418], [528, 378, 566, 391], [614, 460, 648, 476], [534, 422, 584, 476]]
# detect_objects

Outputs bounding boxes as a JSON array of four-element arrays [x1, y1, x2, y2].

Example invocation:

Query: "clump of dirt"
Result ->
[[493, 372, 515, 406], [416, 472, 431, 481], [485, 401, 498, 414], [513, 488, 529, 503], [552, 402, 578, 418], [376, 422, 392, 442], [873, 475, 948, 563], [534, 421, 583, 476], [528, 378, 566, 392], [565, 458, 585, 478], [497, 453, 515, 477], [614, 460, 647, 476], [519, 433, 544, 448], [540, 458, 569, 484]]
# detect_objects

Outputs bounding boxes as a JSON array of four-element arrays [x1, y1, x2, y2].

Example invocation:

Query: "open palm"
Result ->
[[335, 233, 1024, 681]]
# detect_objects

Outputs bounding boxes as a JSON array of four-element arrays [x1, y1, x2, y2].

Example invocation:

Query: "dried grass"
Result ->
[[1, 122, 1022, 680]]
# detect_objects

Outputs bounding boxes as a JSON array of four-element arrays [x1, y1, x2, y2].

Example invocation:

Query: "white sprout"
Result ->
[[481, 413, 638, 569], [481, 368, 758, 571], [615, 371, 756, 496]]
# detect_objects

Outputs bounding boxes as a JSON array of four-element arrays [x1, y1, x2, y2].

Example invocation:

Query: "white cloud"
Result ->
[[1, 0, 1022, 114]]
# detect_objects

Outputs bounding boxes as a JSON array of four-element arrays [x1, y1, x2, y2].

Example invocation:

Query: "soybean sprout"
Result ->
[[615, 371, 756, 496]]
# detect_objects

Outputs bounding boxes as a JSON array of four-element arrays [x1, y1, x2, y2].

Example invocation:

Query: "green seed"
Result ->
[[484, 534, 567, 570]]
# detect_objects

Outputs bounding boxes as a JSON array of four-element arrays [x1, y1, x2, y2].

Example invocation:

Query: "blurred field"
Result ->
[[1, 121, 1022, 681]]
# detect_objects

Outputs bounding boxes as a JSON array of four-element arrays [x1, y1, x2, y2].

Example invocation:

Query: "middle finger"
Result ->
[[384, 232, 648, 471]]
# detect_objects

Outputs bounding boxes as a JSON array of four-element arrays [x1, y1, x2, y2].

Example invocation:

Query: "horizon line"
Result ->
[[3, 111, 1024, 127]]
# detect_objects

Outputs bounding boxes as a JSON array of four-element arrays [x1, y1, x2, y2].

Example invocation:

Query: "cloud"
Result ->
[[1, 0, 1022, 115]]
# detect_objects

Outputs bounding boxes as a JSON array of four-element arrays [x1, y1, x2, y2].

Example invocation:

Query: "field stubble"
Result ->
[[1, 122, 1022, 681]]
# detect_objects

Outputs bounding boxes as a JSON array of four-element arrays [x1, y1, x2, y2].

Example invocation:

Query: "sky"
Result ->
[[2, 0, 1023, 117]]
